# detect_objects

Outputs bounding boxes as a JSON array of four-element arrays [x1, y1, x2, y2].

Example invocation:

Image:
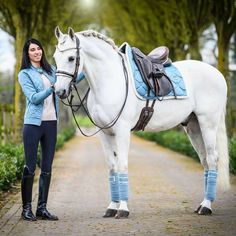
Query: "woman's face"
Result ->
[[28, 43, 42, 64]]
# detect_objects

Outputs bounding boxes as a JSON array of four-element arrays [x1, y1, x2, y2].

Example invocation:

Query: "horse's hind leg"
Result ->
[[184, 116, 211, 214], [196, 113, 221, 215]]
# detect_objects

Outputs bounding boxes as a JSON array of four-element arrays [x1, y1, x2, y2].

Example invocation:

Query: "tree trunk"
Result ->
[[217, 32, 232, 137], [13, 22, 27, 143], [189, 38, 202, 60]]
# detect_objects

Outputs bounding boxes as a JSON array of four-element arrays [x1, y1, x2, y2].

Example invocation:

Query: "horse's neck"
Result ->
[[81, 37, 125, 98]]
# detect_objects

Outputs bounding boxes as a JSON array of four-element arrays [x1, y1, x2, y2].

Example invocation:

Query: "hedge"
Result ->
[[229, 138, 236, 174], [0, 127, 76, 191], [135, 130, 236, 174]]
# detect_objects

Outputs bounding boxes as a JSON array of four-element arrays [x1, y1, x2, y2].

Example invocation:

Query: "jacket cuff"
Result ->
[[47, 87, 54, 95]]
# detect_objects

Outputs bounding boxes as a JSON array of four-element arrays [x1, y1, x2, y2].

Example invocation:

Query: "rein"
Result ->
[[56, 36, 129, 137]]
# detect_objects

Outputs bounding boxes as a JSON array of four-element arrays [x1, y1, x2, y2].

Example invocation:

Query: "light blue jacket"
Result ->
[[18, 65, 59, 126]]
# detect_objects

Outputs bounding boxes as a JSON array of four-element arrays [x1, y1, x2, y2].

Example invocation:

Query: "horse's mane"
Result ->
[[78, 30, 118, 51]]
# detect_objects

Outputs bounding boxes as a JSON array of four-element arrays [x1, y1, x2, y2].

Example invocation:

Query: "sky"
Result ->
[[0, 28, 15, 75]]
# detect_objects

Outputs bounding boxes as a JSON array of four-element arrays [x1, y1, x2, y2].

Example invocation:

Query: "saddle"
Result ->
[[132, 46, 174, 97], [131, 46, 176, 132]]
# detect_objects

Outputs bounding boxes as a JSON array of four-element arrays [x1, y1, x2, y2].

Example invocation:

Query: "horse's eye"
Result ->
[[68, 56, 75, 62]]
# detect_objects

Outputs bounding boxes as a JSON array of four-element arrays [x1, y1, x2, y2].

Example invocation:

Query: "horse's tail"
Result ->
[[216, 108, 230, 191]]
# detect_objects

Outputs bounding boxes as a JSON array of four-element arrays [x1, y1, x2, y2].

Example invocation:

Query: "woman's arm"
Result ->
[[76, 72, 85, 83], [18, 71, 54, 105]]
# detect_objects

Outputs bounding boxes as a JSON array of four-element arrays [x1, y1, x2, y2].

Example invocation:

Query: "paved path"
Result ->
[[0, 134, 236, 236]]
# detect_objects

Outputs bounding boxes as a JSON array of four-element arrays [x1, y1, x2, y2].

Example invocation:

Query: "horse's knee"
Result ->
[[200, 158, 208, 169], [107, 157, 118, 173], [206, 158, 217, 170], [117, 159, 128, 173], [109, 168, 117, 175]]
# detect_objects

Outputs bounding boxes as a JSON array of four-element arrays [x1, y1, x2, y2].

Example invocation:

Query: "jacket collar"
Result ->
[[30, 65, 55, 83], [30, 65, 44, 73]]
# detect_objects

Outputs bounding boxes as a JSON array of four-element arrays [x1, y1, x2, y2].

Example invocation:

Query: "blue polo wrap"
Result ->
[[119, 173, 129, 201], [204, 170, 209, 193], [205, 170, 218, 201], [109, 172, 119, 202]]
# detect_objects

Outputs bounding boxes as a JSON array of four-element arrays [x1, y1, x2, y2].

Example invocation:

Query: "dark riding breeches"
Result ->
[[23, 121, 57, 174]]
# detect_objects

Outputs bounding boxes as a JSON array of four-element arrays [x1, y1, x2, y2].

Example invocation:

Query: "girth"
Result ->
[[131, 46, 176, 131]]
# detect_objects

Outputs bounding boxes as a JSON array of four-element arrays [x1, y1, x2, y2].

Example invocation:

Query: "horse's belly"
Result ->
[[144, 98, 193, 132]]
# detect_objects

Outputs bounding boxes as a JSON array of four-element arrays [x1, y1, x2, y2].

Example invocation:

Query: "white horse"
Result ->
[[53, 27, 230, 218]]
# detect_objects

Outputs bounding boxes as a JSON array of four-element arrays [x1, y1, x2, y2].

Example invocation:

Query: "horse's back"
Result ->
[[173, 60, 227, 95], [173, 60, 227, 115]]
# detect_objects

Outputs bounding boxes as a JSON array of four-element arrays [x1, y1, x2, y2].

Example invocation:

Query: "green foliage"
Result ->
[[75, 115, 93, 128], [55, 133, 65, 151], [56, 127, 76, 150], [0, 153, 17, 190], [0, 144, 25, 190], [0, 104, 15, 145], [229, 138, 236, 174], [100, 0, 212, 60], [0, 127, 76, 191], [136, 130, 236, 174], [136, 130, 198, 160]]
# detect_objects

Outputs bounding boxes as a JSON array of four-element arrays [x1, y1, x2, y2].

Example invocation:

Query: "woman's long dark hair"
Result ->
[[20, 38, 52, 75]]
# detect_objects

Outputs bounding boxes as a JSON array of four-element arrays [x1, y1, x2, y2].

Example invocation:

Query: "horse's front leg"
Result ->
[[99, 128, 130, 219], [114, 128, 130, 219]]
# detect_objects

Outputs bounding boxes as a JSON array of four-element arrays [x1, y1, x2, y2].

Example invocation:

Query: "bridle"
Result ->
[[55, 35, 81, 85], [55, 35, 129, 137]]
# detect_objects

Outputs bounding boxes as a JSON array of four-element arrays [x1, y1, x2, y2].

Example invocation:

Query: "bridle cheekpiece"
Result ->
[[55, 35, 81, 84]]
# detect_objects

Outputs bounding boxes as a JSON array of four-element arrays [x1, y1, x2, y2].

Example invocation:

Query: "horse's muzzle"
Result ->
[[56, 89, 68, 99]]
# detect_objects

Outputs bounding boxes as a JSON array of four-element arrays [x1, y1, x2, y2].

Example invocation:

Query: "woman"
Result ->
[[18, 38, 59, 221]]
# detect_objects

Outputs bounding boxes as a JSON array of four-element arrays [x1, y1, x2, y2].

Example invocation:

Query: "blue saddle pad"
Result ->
[[121, 43, 187, 100]]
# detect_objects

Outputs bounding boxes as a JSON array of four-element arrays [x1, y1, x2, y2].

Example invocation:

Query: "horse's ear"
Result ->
[[68, 27, 75, 41], [55, 26, 63, 40]]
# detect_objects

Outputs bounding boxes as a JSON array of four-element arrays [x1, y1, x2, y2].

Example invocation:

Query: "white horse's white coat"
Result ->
[[54, 28, 230, 216]]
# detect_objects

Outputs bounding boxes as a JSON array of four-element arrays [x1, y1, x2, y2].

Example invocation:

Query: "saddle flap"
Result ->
[[131, 46, 175, 97], [132, 47, 146, 59], [132, 47, 153, 78]]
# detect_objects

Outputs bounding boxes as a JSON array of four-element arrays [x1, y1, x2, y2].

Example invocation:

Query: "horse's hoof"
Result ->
[[198, 206, 212, 215], [103, 209, 117, 218], [114, 210, 129, 219], [194, 205, 202, 213]]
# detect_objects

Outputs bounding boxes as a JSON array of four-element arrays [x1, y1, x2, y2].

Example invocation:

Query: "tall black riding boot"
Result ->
[[36, 172, 58, 220], [21, 166, 37, 221]]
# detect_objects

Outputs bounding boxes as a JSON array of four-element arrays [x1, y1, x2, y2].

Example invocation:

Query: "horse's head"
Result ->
[[54, 26, 83, 99]]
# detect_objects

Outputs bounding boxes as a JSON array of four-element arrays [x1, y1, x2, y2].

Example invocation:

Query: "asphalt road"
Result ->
[[0, 133, 236, 236]]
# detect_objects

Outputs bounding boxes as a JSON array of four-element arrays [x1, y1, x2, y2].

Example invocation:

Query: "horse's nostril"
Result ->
[[56, 89, 65, 96], [58, 89, 67, 99], [62, 89, 66, 97]]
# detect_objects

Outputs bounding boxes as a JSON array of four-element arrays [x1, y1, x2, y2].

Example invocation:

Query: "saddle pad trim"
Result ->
[[119, 42, 188, 101]]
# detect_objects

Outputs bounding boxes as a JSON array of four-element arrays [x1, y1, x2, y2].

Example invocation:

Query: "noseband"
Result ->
[[55, 35, 81, 84]]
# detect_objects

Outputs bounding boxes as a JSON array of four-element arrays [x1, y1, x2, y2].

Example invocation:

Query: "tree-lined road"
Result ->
[[0, 134, 236, 236]]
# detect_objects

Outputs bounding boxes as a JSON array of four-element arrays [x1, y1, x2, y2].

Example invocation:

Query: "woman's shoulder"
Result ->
[[18, 68, 31, 78], [18, 68, 36, 82]]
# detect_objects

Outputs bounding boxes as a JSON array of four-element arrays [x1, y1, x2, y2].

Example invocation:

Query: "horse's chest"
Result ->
[[89, 104, 111, 127]]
